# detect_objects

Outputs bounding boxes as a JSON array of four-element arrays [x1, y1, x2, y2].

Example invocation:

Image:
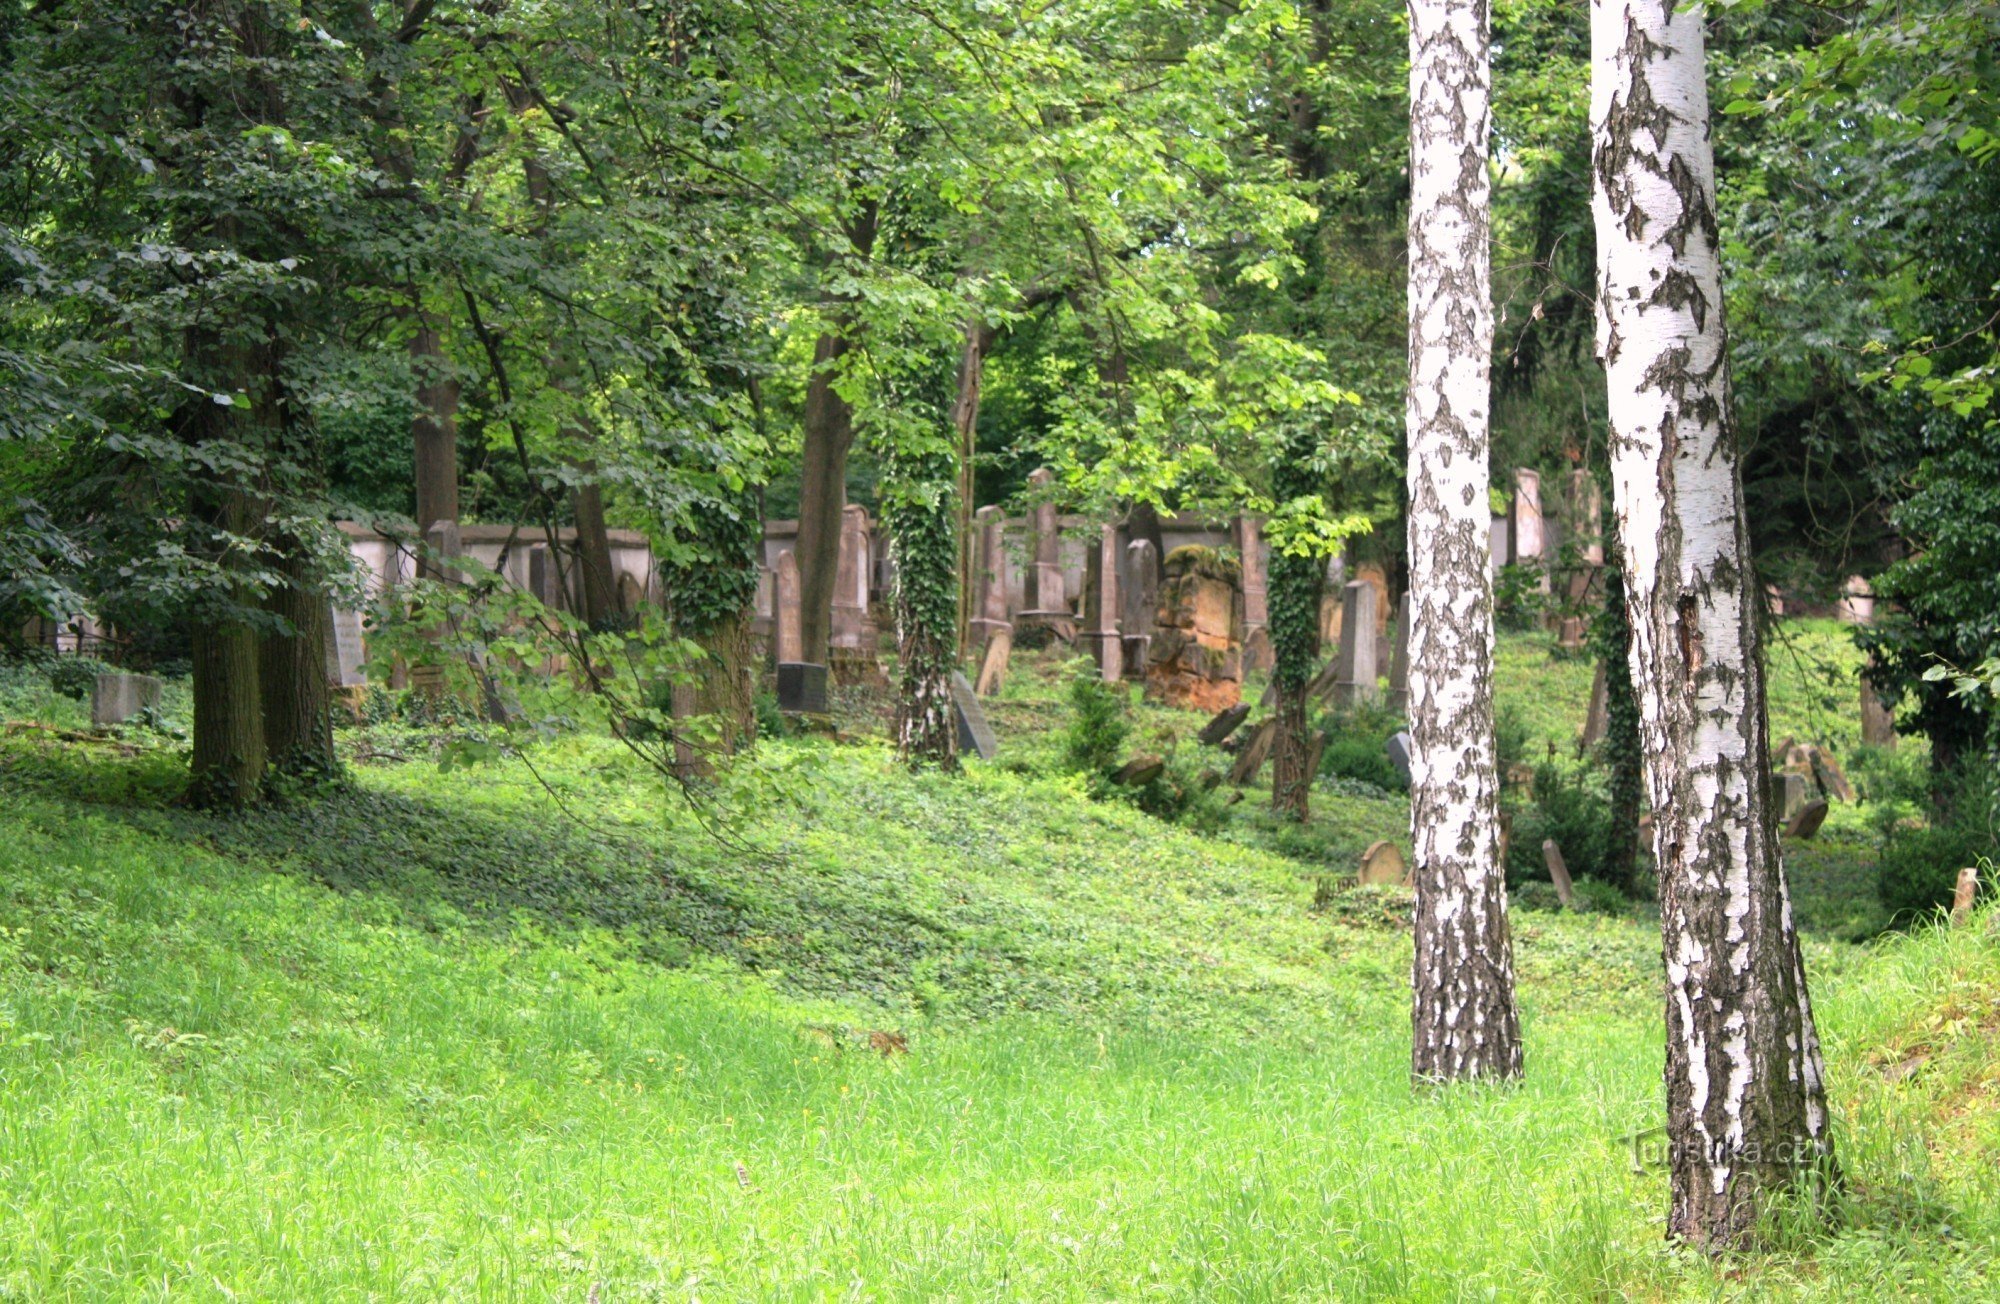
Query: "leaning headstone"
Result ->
[[1541, 838, 1576, 909], [1120, 539, 1159, 678], [1079, 524, 1123, 681], [974, 626, 1012, 697], [1332, 580, 1379, 705], [1386, 730, 1412, 786], [1198, 702, 1252, 746], [1581, 661, 1609, 749], [1783, 799, 1830, 841], [950, 671, 997, 760], [1810, 748, 1855, 803], [1387, 593, 1410, 712], [1776, 772, 1810, 825], [324, 604, 367, 687], [91, 672, 162, 727], [774, 550, 805, 664], [1357, 840, 1409, 888], [1228, 718, 1277, 785], [1113, 754, 1165, 787], [776, 661, 828, 714]]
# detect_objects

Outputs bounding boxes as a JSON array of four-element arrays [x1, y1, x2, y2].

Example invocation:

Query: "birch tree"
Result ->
[[1405, 0, 1522, 1082], [1590, 0, 1835, 1245]]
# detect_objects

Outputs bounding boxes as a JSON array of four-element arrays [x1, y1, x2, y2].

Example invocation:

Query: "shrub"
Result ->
[[1319, 733, 1405, 792], [45, 654, 113, 701], [1507, 761, 1631, 895], [1877, 763, 1998, 923], [1061, 659, 1131, 776], [1127, 748, 1227, 834]]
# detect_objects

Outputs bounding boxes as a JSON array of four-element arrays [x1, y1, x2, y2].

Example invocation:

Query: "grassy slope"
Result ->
[[1, 629, 1992, 1299]]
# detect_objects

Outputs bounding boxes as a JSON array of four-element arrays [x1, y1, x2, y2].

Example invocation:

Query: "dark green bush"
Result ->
[[1319, 733, 1405, 792], [1506, 761, 1633, 896], [1062, 659, 1131, 776], [1877, 763, 1997, 923], [46, 655, 113, 701]]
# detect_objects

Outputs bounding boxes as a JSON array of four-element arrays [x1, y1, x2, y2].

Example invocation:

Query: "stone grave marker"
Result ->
[[1332, 580, 1378, 704], [1079, 524, 1123, 681], [324, 604, 368, 687], [1198, 702, 1251, 746], [1113, 754, 1165, 786], [91, 672, 161, 727], [1019, 467, 1069, 636], [1386, 730, 1412, 786], [1860, 671, 1896, 747], [1387, 593, 1410, 712], [1581, 662, 1609, 749], [1357, 840, 1409, 888], [774, 550, 805, 665], [830, 505, 873, 654], [1776, 772, 1810, 825], [950, 671, 997, 760], [1810, 748, 1855, 802], [969, 505, 1012, 649], [1783, 799, 1829, 841], [975, 626, 1012, 697], [1541, 838, 1576, 909], [1234, 515, 1272, 673], [776, 661, 828, 714], [1951, 866, 1980, 928], [1228, 718, 1277, 785], [1120, 539, 1159, 677]]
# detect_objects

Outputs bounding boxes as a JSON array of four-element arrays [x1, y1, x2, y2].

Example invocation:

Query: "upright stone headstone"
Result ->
[[1582, 661, 1609, 748], [774, 550, 805, 665], [1079, 523, 1123, 681], [1776, 772, 1810, 825], [1837, 574, 1875, 625], [1386, 730, 1412, 786], [969, 505, 1012, 649], [1021, 467, 1068, 625], [422, 520, 463, 582], [1951, 866, 1980, 928], [324, 604, 367, 687], [950, 670, 997, 760], [1120, 539, 1159, 677], [1332, 580, 1379, 705], [1541, 839, 1577, 909], [975, 627, 1012, 697], [1234, 515, 1272, 673], [830, 505, 872, 652], [528, 543, 563, 608], [776, 661, 828, 714], [1860, 669, 1896, 748], [91, 672, 162, 727], [1387, 593, 1411, 712], [1357, 840, 1409, 888], [1489, 514, 1510, 577]]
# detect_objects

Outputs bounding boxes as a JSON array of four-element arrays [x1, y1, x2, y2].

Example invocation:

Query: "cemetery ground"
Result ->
[[0, 625, 1994, 1299]]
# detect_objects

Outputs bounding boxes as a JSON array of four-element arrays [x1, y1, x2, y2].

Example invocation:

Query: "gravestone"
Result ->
[[1120, 539, 1159, 678], [1317, 555, 1348, 648], [1860, 671, 1896, 748], [1387, 593, 1410, 712], [1198, 702, 1252, 746], [1510, 469, 1547, 592], [91, 672, 161, 727], [950, 671, 997, 760], [1113, 754, 1165, 786], [1810, 748, 1855, 803], [969, 505, 1012, 649], [1019, 467, 1070, 636], [1146, 546, 1244, 710], [528, 543, 563, 608], [1776, 771, 1810, 825], [1489, 514, 1510, 577], [975, 627, 1012, 697], [1951, 866, 1980, 928], [1234, 516, 1272, 673], [830, 505, 873, 653], [1079, 524, 1123, 681], [1228, 718, 1277, 785], [774, 550, 805, 664], [1783, 799, 1830, 841], [421, 520, 463, 582], [1542, 838, 1576, 909], [1386, 730, 1412, 786], [324, 604, 368, 687], [1581, 662, 1609, 749], [776, 661, 828, 714], [1332, 580, 1379, 705], [1357, 840, 1409, 888], [1836, 574, 1875, 625]]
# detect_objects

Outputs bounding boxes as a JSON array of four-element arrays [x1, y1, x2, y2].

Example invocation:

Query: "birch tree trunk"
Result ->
[[1405, 0, 1522, 1082], [1590, 0, 1835, 1246]]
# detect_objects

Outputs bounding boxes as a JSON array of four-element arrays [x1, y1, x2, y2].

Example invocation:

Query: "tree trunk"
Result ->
[[887, 433, 961, 771], [1406, 0, 1522, 1083], [260, 542, 337, 780], [797, 329, 857, 667], [672, 606, 758, 779], [1591, 0, 1834, 1246], [411, 314, 460, 543], [1270, 431, 1328, 820], [188, 480, 267, 809]]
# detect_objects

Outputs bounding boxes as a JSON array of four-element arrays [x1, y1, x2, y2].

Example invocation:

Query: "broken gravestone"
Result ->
[[950, 671, 997, 761], [1198, 702, 1252, 747], [1113, 754, 1165, 787], [91, 672, 162, 727], [1357, 840, 1409, 887], [1776, 771, 1810, 825], [1227, 718, 1277, 785], [1783, 799, 1830, 842], [974, 627, 1012, 697]]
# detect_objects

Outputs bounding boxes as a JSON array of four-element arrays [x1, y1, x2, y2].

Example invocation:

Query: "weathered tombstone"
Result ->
[[1541, 838, 1576, 909], [324, 604, 368, 687], [1386, 729, 1412, 786], [1556, 469, 1603, 649], [1234, 515, 1272, 673], [1317, 555, 1347, 648], [950, 671, 997, 760], [974, 626, 1012, 697], [1357, 840, 1409, 888], [969, 505, 1012, 649], [1810, 748, 1855, 803], [1387, 593, 1411, 712], [830, 505, 873, 653], [91, 672, 162, 727], [528, 543, 563, 608], [1836, 574, 1875, 625], [774, 550, 805, 664], [1120, 539, 1159, 677], [1581, 662, 1609, 749], [1510, 469, 1546, 591], [776, 661, 828, 714], [421, 520, 463, 582], [1783, 799, 1830, 841], [1146, 546, 1244, 710], [1020, 467, 1069, 636], [1951, 866, 1980, 928], [1228, 718, 1277, 785], [1332, 580, 1378, 705], [1113, 754, 1165, 786], [1860, 670, 1896, 748], [1489, 513, 1510, 577], [1776, 771, 1810, 825], [1079, 524, 1123, 681], [1198, 702, 1252, 746]]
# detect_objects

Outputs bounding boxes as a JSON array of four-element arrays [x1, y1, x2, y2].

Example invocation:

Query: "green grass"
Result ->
[[0, 627, 1992, 1298]]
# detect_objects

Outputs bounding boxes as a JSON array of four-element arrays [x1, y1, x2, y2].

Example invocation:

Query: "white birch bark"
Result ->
[[1589, 0, 1835, 1245], [1405, 0, 1522, 1083]]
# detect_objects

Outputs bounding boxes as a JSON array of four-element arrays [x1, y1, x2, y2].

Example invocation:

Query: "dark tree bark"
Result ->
[[260, 542, 336, 780], [1269, 434, 1327, 819], [1406, 0, 1522, 1082]]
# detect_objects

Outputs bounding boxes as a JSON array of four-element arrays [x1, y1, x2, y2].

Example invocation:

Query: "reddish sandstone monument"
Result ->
[[1145, 545, 1244, 711]]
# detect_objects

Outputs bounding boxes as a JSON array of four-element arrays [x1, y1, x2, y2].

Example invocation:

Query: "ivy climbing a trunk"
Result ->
[[1269, 428, 1329, 819], [1591, 0, 1835, 1246]]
